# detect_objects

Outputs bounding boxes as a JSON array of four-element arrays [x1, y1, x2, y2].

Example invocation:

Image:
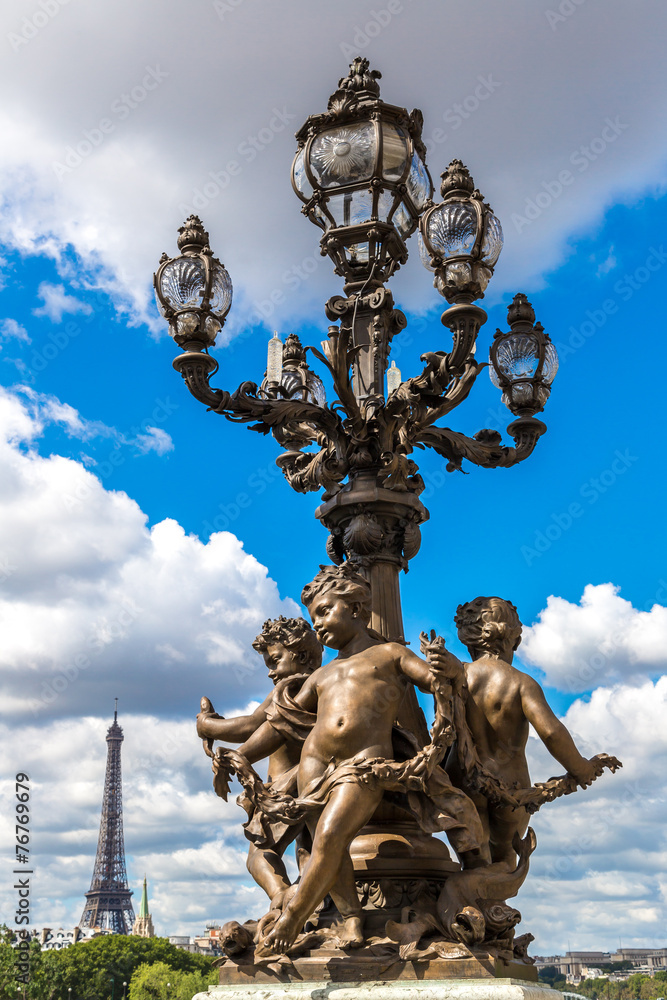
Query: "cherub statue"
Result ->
[[216, 564, 488, 956], [437, 596, 620, 865], [197, 616, 322, 910]]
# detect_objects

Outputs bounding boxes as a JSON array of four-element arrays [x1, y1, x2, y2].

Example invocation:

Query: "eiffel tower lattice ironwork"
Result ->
[[80, 701, 135, 933]]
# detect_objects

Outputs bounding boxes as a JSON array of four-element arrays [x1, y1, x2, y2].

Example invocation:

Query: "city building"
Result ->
[[535, 948, 667, 982], [132, 877, 155, 938], [168, 924, 222, 957]]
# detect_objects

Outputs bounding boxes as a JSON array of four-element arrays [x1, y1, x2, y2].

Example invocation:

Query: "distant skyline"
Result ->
[[0, 0, 665, 956]]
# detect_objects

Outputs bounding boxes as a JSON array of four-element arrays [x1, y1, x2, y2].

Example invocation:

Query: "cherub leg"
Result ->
[[247, 825, 301, 909], [488, 803, 529, 866], [328, 851, 365, 948], [264, 782, 382, 954]]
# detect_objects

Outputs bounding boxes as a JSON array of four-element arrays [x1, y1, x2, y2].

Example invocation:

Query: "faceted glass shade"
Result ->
[[393, 201, 413, 240], [481, 212, 504, 267], [381, 124, 409, 181], [542, 342, 559, 384], [309, 123, 376, 187], [157, 257, 207, 315], [208, 260, 233, 318], [327, 190, 373, 228], [407, 153, 430, 210], [425, 202, 477, 259], [156, 255, 232, 322], [489, 334, 540, 387], [293, 149, 313, 200], [282, 369, 326, 407], [417, 231, 434, 270], [377, 189, 395, 221]]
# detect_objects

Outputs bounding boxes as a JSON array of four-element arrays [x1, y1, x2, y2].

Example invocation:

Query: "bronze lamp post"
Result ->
[[154, 57, 557, 737]]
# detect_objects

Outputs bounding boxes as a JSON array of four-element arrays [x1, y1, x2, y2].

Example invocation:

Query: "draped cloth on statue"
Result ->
[[217, 677, 485, 856]]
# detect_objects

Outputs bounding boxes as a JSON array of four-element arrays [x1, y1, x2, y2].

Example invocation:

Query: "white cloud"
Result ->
[[0, 317, 30, 343], [0, 385, 298, 720], [517, 676, 667, 953], [133, 425, 173, 456], [33, 281, 93, 323], [0, 714, 268, 935], [520, 583, 667, 692], [0, 2, 665, 333]]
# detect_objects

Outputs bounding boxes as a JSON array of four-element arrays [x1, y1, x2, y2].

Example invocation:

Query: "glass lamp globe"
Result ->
[[489, 294, 558, 416], [291, 58, 433, 281], [419, 159, 503, 303], [154, 216, 232, 351]]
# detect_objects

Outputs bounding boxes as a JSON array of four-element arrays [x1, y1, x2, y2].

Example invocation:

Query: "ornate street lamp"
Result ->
[[490, 292, 559, 417], [291, 59, 432, 286], [154, 56, 557, 660], [153, 216, 232, 352]]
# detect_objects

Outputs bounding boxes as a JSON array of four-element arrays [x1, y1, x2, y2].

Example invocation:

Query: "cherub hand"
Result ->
[[571, 756, 602, 788], [420, 630, 462, 680], [197, 696, 225, 757]]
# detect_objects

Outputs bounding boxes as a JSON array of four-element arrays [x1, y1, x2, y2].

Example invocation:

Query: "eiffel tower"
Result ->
[[80, 701, 135, 933]]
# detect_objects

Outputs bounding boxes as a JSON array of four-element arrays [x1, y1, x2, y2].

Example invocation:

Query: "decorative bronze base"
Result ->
[[215, 952, 539, 986]]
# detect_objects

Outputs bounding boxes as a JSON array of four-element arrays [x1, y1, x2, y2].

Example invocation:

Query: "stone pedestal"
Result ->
[[194, 978, 562, 1000]]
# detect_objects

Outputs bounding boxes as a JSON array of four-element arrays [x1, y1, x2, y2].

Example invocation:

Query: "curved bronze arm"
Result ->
[[415, 416, 546, 473], [173, 350, 350, 495]]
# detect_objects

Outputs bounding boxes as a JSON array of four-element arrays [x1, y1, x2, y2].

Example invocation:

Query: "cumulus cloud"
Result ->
[[0, 317, 30, 343], [520, 583, 667, 692], [33, 281, 93, 323], [518, 676, 667, 952], [0, 2, 665, 332], [0, 385, 298, 720], [0, 714, 268, 934]]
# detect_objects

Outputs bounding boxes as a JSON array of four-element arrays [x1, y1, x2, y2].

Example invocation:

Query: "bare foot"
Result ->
[[334, 913, 364, 949], [263, 906, 303, 954]]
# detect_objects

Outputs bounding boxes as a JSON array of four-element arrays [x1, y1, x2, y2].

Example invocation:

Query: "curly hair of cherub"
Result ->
[[301, 564, 373, 624], [454, 596, 522, 657], [252, 616, 322, 670]]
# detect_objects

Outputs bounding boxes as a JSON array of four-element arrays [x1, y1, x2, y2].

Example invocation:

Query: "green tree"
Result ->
[[127, 961, 211, 1000], [0, 936, 214, 1000]]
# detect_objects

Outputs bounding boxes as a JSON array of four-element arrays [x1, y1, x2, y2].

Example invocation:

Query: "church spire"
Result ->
[[132, 876, 155, 938], [139, 876, 149, 919]]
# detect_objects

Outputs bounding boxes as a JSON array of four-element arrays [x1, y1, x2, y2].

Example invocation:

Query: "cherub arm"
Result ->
[[197, 690, 274, 743], [238, 671, 319, 765], [520, 675, 598, 785], [396, 637, 464, 693]]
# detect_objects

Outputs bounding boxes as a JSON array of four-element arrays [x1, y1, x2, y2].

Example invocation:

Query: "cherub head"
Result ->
[[301, 563, 372, 649], [454, 597, 522, 662], [251, 616, 322, 682]]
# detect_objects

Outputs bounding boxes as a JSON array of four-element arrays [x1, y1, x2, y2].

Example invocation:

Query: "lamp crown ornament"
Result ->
[[176, 214, 211, 254], [440, 158, 476, 198], [506, 290, 537, 330], [335, 56, 382, 98]]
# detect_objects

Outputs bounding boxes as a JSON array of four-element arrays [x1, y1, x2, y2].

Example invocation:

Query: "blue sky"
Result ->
[[0, 0, 666, 958]]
